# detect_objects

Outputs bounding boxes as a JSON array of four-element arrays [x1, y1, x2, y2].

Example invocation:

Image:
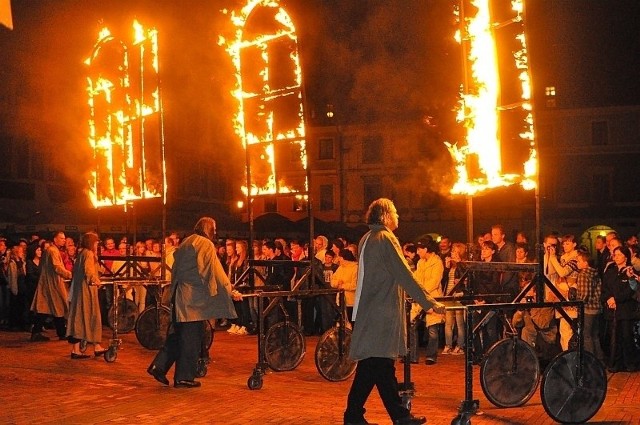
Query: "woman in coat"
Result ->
[[330, 248, 358, 323], [601, 246, 640, 372], [411, 238, 445, 365], [66, 232, 107, 359]]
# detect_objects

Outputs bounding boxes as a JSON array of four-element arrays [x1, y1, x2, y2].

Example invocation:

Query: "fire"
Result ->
[[85, 20, 166, 208], [446, 0, 537, 195], [220, 0, 308, 199]]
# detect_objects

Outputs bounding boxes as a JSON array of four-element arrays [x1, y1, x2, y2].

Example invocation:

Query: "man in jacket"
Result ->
[[30, 231, 72, 341], [147, 217, 242, 388], [344, 198, 446, 425]]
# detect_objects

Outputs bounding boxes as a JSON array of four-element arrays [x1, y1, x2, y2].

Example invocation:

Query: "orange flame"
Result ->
[[220, 0, 308, 198], [86, 20, 165, 208], [446, 0, 537, 195]]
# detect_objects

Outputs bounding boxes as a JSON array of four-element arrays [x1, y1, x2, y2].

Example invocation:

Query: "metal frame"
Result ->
[[96, 254, 171, 362], [243, 258, 348, 389], [450, 259, 594, 424]]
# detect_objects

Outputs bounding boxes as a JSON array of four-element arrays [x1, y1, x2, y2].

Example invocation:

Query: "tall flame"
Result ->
[[446, 0, 537, 195], [86, 20, 166, 208], [220, 0, 308, 199]]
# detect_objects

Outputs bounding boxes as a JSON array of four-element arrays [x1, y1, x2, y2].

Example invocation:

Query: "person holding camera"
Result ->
[[547, 234, 580, 351]]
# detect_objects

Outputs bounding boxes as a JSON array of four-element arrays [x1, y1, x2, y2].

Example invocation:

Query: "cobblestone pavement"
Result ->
[[0, 326, 638, 424]]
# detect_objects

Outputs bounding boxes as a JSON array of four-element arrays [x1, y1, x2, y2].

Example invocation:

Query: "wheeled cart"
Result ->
[[245, 288, 355, 390], [450, 260, 607, 425]]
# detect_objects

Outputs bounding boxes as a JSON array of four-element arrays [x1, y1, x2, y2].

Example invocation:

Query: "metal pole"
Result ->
[[519, 0, 541, 244], [466, 195, 474, 244], [156, 28, 168, 260], [246, 144, 255, 287], [337, 122, 345, 224], [460, 1, 474, 245]]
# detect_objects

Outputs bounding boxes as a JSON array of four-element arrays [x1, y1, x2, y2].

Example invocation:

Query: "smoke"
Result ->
[[291, 0, 462, 196], [0, 0, 245, 208], [1, 0, 461, 214]]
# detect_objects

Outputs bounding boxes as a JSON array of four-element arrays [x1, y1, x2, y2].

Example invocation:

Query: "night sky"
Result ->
[[0, 0, 638, 203]]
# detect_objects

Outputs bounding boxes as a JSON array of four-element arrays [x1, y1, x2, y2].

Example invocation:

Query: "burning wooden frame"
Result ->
[[85, 20, 166, 208]]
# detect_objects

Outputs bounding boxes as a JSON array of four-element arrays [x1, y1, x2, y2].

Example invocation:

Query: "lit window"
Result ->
[[545, 86, 556, 108]]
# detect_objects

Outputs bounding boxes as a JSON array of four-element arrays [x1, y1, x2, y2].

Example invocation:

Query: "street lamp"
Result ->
[[326, 104, 345, 223]]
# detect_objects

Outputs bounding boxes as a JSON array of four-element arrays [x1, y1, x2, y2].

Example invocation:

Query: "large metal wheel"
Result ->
[[315, 326, 356, 381], [108, 299, 138, 333], [540, 350, 607, 424], [480, 337, 540, 408], [135, 306, 171, 350], [264, 321, 305, 371]]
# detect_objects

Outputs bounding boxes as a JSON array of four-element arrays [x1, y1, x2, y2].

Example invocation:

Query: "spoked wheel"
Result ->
[[135, 306, 171, 350], [108, 299, 138, 333], [315, 326, 356, 381], [264, 321, 305, 371], [480, 337, 540, 408], [540, 350, 607, 424]]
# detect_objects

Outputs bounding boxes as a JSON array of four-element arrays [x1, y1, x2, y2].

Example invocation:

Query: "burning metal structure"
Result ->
[[221, 0, 308, 209], [446, 0, 537, 196], [85, 20, 166, 209]]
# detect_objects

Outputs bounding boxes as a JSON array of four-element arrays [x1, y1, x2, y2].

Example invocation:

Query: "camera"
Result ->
[[623, 266, 639, 280]]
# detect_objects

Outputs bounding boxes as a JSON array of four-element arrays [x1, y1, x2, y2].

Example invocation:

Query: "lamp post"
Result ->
[[326, 104, 346, 223]]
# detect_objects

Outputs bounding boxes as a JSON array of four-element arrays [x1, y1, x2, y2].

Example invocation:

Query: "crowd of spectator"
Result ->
[[0, 224, 638, 372]]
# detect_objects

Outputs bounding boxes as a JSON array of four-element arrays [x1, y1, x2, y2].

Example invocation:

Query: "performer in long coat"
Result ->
[[30, 231, 72, 341], [344, 198, 445, 425], [66, 232, 107, 358], [147, 217, 242, 388]]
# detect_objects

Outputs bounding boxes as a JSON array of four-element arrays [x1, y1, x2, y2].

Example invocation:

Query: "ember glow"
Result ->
[[86, 20, 166, 208], [446, 0, 537, 195], [220, 0, 308, 199]]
